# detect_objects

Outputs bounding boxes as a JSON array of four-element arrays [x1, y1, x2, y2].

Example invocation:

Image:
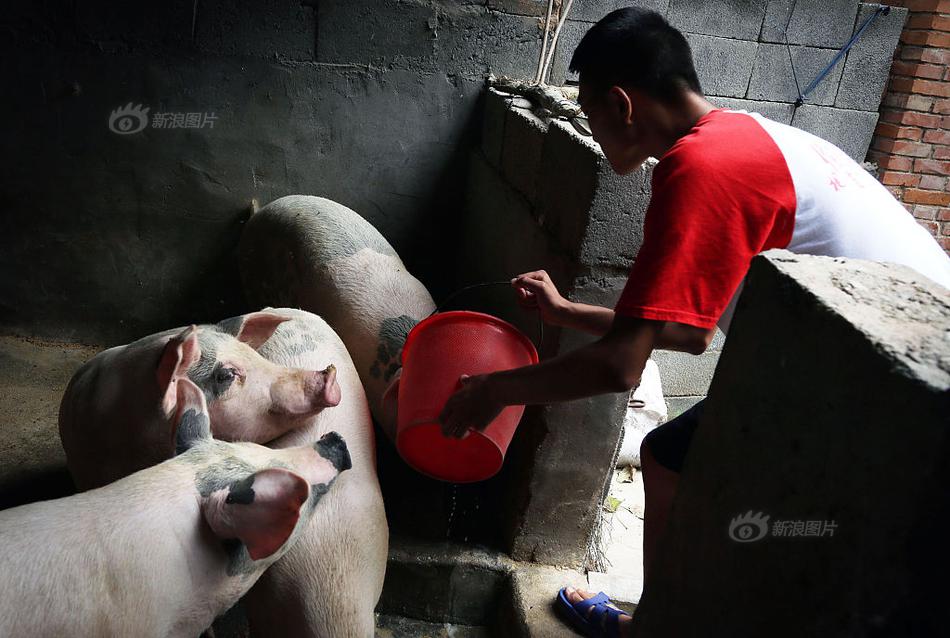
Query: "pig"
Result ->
[[59, 310, 341, 490], [237, 308, 388, 638], [0, 377, 351, 638], [239, 195, 436, 441]]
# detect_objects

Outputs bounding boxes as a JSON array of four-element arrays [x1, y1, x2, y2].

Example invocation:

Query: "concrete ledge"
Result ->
[[632, 251, 950, 636]]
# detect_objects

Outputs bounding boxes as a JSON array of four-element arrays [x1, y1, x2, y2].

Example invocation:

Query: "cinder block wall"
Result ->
[[550, 1, 907, 162], [870, 0, 950, 253]]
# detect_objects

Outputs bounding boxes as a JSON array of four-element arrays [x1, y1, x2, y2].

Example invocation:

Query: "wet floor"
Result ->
[[375, 613, 491, 637]]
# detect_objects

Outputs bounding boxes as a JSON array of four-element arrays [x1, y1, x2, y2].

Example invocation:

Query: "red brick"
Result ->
[[891, 61, 947, 80], [888, 77, 950, 97], [902, 0, 950, 10], [938, 208, 950, 221], [904, 188, 950, 205], [923, 129, 950, 144], [934, 99, 950, 114], [901, 30, 950, 48], [914, 205, 940, 220], [939, 237, 950, 251], [875, 122, 923, 140], [882, 171, 922, 186], [885, 185, 905, 200], [901, 45, 925, 61], [918, 219, 940, 234], [880, 109, 943, 127], [907, 14, 950, 32], [919, 174, 949, 190], [914, 158, 950, 175], [935, 146, 950, 160], [872, 138, 933, 157], [881, 93, 934, 111], [921, 48, 950, 65], [941, 221, 950, 235], [868, 152, 914, 172]]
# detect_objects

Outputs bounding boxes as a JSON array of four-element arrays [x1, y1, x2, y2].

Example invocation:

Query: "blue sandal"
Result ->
[[556, 587, 629, 638]]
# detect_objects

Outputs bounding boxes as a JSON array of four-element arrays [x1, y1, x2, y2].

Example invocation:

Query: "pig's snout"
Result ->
[[315, 431, 352, 472], [270, 365, 341, 416]]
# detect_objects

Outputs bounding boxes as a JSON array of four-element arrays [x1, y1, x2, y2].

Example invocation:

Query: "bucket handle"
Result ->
[[430, 280, 544, 350]]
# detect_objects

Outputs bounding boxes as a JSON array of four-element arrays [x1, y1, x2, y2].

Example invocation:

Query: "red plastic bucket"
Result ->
[[396, 310, 539, 483]]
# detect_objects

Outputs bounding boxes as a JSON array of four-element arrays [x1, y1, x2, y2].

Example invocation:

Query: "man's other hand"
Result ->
[[512, 270, 572, 326], [439, 374, 505, 439]]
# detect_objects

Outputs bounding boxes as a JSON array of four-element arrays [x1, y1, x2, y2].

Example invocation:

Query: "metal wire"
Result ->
[[432, 281, 545, 350]]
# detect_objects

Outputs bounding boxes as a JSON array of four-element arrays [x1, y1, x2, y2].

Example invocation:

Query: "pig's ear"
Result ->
[[158, 325, 201, 416], [217, 312, 290, 350], [201, 468, 310, 561], [172, 378, 212, 453]]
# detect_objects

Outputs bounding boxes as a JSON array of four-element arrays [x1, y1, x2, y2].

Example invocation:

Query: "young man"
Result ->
[[438, 7, 950, 638]]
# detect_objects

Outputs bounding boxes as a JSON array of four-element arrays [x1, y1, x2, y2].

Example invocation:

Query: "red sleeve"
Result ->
[[614, 117, 796, 329]]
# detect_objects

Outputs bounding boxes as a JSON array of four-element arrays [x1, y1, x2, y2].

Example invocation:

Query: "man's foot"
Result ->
[[558, 586, 633, 637]]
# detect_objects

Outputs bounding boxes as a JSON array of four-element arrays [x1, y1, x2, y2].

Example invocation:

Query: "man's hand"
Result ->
[[512, 271, 572, 327], [439, 374, 505, 439]]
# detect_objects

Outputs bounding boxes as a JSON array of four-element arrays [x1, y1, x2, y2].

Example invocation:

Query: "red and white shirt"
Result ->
[[614, 109, 950, 333]]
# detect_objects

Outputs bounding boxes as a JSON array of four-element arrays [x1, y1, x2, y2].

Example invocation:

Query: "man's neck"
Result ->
[[649, 92, 717, 158]]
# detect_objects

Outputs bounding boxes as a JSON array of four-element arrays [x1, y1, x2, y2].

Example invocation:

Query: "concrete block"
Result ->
[[509, 391, 628, 566], [667, 0, 767, 40], [633, 251, 950, 637], [570, 0, 671, 24], [502, 106, 549, 205], [761, 0, 861, 48], [318, 0, 541, 78], [546, 19, 590, 86], [710, 97, 796, 124], [746, 44, 845, 106], [835, 4, 907, 110], [665, 396, 704, 420], [652, 349, 720, 397], [483, 88, 512, 170], [487, 0, 548, 17], [686, 34, 758, 99], [791, 104, 879, 161], [536, 119, 651, 270]]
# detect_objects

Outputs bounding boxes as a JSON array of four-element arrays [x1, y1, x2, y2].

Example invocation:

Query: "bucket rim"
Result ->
[[401, 310, 540, 367]]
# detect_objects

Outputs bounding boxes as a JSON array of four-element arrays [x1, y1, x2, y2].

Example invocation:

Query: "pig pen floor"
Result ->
[[0, 335, 643, 636]]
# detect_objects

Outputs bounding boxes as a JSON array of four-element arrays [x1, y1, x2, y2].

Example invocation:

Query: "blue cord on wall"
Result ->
[[790, 4, 892, 108]]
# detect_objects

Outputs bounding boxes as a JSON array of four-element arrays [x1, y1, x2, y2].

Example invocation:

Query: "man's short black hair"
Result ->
[[569, 8, 702, 102]]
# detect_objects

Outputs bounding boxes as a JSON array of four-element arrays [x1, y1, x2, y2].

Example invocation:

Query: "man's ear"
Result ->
[[172, 377, 212, 454], [158, 325, 201, 417], [217, 311, 290, 350], [607, 85, 635, 125], [201, 468, 310, 561]]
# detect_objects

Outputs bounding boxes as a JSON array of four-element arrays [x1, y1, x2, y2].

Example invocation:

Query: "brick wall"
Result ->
[[871, 0, 950, 252]]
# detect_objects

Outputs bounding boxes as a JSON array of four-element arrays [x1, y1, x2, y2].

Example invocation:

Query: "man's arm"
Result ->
[[513, 271, 715, 354], [439, 315, 661, 437]]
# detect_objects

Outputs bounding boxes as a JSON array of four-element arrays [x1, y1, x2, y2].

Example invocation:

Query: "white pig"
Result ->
[[239, 195, 436, 441], [0, 378, 351, 638], [239, 308, 388, 638], [59, 310, 341, 490]]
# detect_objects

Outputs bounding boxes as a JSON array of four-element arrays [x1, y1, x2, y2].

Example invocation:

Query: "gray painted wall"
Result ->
[[0, 0, 543, 344]]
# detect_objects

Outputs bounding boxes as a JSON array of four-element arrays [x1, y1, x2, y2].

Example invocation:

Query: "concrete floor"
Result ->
[[375, 614, 490, 637], [0, 334, 100, 508], [589, 467, 646, 607]]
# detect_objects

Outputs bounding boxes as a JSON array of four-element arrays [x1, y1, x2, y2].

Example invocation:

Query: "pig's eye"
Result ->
[[215, 367, 237, 384]]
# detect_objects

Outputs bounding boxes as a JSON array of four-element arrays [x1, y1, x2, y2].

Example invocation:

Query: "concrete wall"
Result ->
[[632, 251, 950, 636], [0, 0, 545, 345], [550, 1, 907, 162]]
